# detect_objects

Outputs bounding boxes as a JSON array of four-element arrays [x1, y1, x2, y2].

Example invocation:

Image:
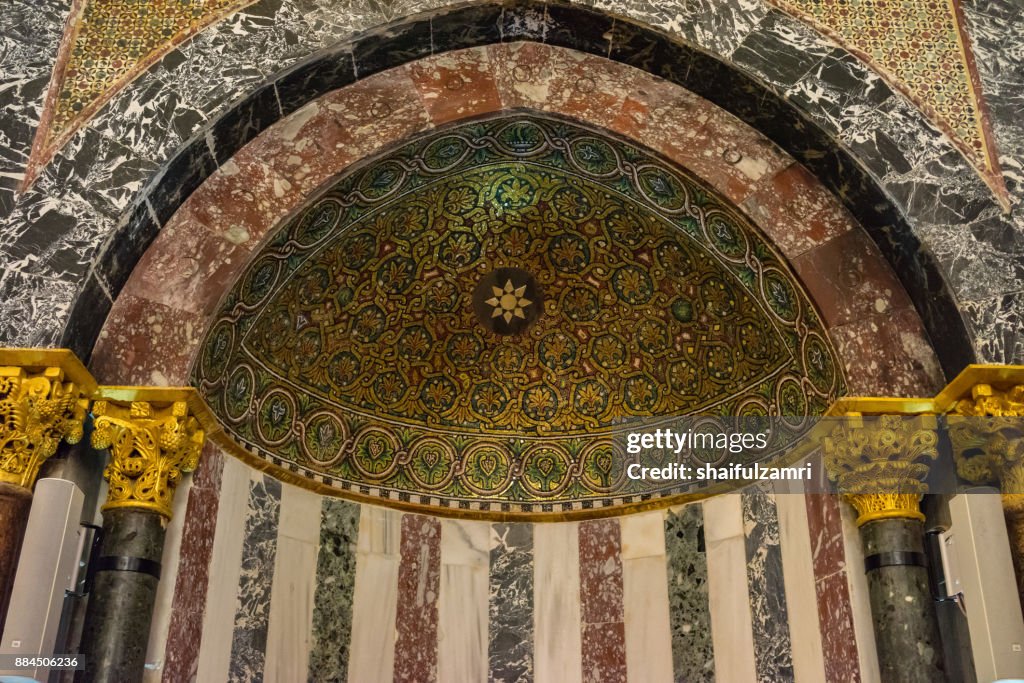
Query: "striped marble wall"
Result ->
[[156, 459, 882, 682]]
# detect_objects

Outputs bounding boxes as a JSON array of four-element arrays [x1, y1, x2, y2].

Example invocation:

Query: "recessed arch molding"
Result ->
[[55, 0, 980, 376]]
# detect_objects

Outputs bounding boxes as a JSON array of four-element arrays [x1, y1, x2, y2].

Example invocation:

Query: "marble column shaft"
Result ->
[[0, 482, 32, 631], [80, 509, 166, 683], [859, 518, 945, 682]]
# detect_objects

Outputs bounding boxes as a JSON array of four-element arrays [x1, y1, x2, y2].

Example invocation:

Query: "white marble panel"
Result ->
[[143, 472, 192, 681], [196, 456, 252, 683], [437, 519, 490, 682], [442, 518, 490, 567], [623, 555, 673, 682], [705, 495, 758, 682], [277, 483, 323, 543], [840, 501, 882, 683], [439, 563, 489, 683], [774, 492, 828, 683], [703, 493, 745, 542], [534, 521, 583, 683], [620, 509, 667, 559], [264, 536, 318, 682], [356, 503, 403, 555], [347, 553, 400, 683]]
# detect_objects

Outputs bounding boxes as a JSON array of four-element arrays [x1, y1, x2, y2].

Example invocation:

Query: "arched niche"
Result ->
[[91, 43, 944, 517]]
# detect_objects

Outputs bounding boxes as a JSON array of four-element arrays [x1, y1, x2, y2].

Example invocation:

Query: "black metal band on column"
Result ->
[[858, 518, 945, 679], [94, 555, 162, 579], [78, 509, 167, 683], [864, 550, 928, 572]]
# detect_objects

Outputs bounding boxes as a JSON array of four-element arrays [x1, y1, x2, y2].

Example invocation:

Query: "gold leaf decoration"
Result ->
[[823, 413, 939, 525], [0, 366, 89, 489], [92, 399, 206, 519]]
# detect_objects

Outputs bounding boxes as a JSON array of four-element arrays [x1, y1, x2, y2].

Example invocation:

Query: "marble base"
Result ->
[[0, 482, 32, 631], [80, 509, 167, 682]]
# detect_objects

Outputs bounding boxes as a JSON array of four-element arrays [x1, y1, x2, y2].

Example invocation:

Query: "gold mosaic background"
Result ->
[[24, 0, 255, 187], [194, 115, 845, 514]]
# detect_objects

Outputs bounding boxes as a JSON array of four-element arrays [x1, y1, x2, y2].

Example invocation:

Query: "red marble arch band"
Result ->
[[92, 42, 941, 683]]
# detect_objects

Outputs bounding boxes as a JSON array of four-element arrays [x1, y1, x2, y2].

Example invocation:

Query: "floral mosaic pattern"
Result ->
[[768, 0, 1007, 206], [193, 115, 844, 513]]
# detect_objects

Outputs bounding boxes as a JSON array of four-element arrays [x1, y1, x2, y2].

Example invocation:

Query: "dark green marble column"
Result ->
[[860, 517, 946, 682], [79, 509, 166, 682], [0, 482, 32, 630], [76, 390, 213, 683]]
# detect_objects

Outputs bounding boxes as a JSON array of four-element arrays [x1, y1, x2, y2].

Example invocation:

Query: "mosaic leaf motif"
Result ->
[[768, 0, 1007, 206], [23, 0, 256, 187], [194, 115, 845, 513]]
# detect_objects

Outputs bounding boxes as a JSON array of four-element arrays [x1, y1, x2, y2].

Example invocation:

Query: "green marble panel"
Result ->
[[308, 498, 361, 683], [665, 504, 715, 681]]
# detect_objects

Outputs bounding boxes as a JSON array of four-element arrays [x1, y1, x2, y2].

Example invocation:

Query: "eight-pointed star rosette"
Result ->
[[487, 278, 533, 323]]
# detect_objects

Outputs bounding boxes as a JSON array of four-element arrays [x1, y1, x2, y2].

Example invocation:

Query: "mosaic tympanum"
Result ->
[[195, 114, 845, 515]]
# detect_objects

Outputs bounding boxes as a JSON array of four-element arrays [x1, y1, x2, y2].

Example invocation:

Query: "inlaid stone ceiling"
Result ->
[[194, 115, 845, 514], [21, 0, 1008, 206]]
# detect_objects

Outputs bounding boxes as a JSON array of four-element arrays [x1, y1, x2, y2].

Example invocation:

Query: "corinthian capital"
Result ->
[[823, 413, 939, 525], [0, 350, 94, 489], [947, 383, 1024, 513], [91, 388, 214, 519]]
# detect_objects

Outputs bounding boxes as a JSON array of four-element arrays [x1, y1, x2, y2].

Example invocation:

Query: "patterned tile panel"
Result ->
[[766, 0, 1009, 207], [23, 0, 256, 187]]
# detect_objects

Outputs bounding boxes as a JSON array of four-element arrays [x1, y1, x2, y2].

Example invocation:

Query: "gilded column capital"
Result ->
[[91, 388, 215, 519], [0, 350, 95, 490], [947, 382, 1024, 512], [823, 413, 939, 525]]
